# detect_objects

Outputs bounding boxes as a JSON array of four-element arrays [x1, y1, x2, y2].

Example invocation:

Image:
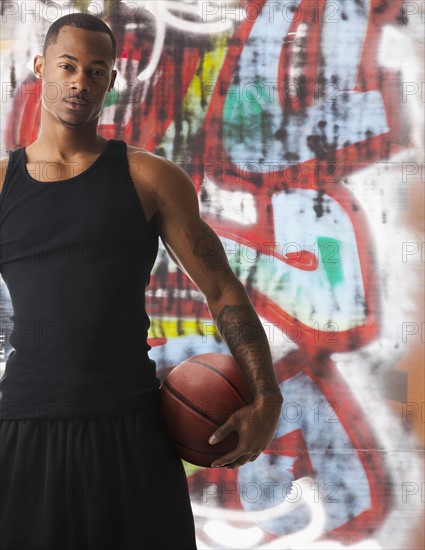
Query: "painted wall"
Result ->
[[1, 1, 424, 548]]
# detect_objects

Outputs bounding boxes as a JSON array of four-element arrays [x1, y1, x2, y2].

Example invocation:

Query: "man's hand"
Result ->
[[208, 394, 283, 468]]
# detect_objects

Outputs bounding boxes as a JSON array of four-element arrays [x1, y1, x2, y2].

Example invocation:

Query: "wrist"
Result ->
[[253, 388, 283, 407]]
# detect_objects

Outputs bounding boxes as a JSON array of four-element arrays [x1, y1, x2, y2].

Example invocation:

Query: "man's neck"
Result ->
[[29, 130, 107, 162], [31, 109, 106, 160]]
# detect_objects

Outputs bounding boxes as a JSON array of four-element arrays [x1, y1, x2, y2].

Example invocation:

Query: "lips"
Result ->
[[64, 99, 88, 110], [66, 100, 87, 105], [64, 98, 88, 105]]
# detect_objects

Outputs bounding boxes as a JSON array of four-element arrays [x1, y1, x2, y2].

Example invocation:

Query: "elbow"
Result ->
[[205, 277, 248, 308]]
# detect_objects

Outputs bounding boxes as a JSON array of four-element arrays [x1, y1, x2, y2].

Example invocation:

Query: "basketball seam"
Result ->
[[162, 382, 221, 427], [188, 359, 248, 403]]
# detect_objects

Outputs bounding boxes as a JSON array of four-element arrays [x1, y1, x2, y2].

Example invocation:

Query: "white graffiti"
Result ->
[[221, 0, 390, 166], [193, 476, 382, 549], [134, 1, 244, 81], [200, 175, 257, 225]]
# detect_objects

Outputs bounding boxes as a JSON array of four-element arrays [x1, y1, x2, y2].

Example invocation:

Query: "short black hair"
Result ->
[[43, 13, 116, 62]]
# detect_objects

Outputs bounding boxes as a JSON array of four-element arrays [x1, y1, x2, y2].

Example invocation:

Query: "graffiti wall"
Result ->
[[1, 1, 424, 548]]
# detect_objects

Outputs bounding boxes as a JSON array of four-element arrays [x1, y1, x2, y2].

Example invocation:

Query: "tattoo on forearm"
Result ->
[[193, 227, 232, 273], [216, 304, 263, 346], [216, 304, 281, 398]]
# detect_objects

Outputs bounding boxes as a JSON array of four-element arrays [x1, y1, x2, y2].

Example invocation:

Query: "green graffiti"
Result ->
[[103, 88, 119, 109], [317, 237, 344, 286], [223, 78, 275, 147]]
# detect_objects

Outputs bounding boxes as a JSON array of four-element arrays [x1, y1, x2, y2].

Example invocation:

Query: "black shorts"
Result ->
[[0, 395, 197, 550]]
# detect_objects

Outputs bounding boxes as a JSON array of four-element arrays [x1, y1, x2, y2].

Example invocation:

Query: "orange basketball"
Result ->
[[160, 353, 253, 467]]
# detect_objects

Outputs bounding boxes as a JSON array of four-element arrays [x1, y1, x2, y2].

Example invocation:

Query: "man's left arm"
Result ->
[[141, 153, 284, 469]]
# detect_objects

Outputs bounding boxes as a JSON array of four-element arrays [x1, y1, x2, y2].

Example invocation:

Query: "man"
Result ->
[[0, 12, 283, 549]]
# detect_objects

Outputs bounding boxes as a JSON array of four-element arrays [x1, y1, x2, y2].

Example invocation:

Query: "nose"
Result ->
[[70, 73, 90, 93]]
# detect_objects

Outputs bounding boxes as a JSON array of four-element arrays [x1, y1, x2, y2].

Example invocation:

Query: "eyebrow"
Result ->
[[55, 54, 109, 68]]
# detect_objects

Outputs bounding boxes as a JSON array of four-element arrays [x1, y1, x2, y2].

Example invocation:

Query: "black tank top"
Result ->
[[0, 139, 161, 420]]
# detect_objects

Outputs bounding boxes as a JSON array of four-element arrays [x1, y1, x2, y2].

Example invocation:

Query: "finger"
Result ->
[[210, 454, 234, 468], [209, 415, 237, 445], [211, 450, 248, 468], [226, 454, 254, 469], [221, 452, 262, 470], [229, 452, 261, 469], [248, 452, 261, 462], [226, 461, 244, 470]]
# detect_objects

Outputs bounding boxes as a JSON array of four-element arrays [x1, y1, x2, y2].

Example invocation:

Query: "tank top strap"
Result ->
[[113, 139, 132, 173], [83, 139, 136, 197], [93, 138, 121, 175], [110, 139, 129, 182], [66, 138, 121, 186]]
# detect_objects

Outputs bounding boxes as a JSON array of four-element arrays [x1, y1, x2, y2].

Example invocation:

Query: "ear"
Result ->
[[34, 54, 44, 79], [109, 69, 117, 91]]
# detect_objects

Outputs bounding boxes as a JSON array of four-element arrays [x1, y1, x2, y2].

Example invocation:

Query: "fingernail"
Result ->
[[209, 435, 216, 444]]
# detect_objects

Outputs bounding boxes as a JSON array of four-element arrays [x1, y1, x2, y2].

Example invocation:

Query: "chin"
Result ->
[[58, 116, 88, 128]]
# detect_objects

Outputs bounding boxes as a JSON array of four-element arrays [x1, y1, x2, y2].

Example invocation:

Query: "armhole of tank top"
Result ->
[[0, 149, 17, 214], [119, 140, 152, 229]]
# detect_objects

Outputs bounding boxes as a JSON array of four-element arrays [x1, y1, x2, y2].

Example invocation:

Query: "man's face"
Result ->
[[34, 26, 117, 128]]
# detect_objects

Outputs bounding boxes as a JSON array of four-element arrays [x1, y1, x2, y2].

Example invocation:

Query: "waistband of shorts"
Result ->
[[0, 389, 162, 422]]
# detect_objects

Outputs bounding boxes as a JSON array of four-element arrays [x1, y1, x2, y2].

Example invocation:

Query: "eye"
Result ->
[[59, 64, 72, 70], [92, 70, 105, 76]]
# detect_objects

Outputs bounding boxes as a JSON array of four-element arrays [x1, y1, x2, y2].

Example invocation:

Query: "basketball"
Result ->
[[160, 353, 253, 467]]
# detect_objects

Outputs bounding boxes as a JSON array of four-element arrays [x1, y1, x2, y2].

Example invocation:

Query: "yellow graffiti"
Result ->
[[148, 317, 220, 339]]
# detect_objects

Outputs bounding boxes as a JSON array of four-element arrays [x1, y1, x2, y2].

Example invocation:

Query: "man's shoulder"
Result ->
[[125, 143, 178, 171], [124, 144, 194, 194], [125, 143, 150, 156], [123, 144, 199, 220]]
